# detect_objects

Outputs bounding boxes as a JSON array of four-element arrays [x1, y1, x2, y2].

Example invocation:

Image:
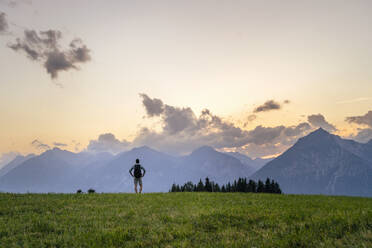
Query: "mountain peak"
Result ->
[[131, 145, 155, 152], [192, 146, 216, 153], [313, 127, 329, 134]]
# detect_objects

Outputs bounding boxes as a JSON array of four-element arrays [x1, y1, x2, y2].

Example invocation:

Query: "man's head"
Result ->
[[136, 158, 139, 163]]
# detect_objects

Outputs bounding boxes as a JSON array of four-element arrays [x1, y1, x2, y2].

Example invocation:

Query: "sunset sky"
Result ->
[[1, 0, 372, 164]]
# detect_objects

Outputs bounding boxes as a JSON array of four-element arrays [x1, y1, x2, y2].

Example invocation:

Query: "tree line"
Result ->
[[170, 177, 282, 194]]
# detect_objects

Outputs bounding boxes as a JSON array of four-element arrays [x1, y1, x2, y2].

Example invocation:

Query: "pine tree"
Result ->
[[270, 179, 276, 194], [257, 180, 264, 193], [171, 183, 177, 192], [274, 182, 282, 194], [205, 177, 212, 192], [227, 182, 232, 192], [221, 185, 226, 192], [196, 179, 204, 192], [264, 178, 271, 193], [214, 183, 220, 192]]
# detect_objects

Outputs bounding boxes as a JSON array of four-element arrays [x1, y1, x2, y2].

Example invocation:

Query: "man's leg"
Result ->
[[139, 178, 143, 193], [134, 178, 138, 193]]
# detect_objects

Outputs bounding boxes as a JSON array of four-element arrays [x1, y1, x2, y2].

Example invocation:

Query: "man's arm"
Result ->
[[141, 166, 146, 177], [129, 166, 134, 177]]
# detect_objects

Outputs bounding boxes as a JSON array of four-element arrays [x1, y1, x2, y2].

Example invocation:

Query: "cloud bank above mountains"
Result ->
[[91, 94, 323, 157], [24, 95, 372, 158], [345, 111, 372, 143]]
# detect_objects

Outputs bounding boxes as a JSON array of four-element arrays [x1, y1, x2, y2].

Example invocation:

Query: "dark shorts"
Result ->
[[134, 177, 142, 186]]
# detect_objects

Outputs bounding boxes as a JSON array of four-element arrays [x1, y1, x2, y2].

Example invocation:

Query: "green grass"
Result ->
[[0, 193, 371, 247]]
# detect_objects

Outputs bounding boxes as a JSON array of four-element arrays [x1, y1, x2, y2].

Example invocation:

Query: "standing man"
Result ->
[[129, 158, 146, 193]]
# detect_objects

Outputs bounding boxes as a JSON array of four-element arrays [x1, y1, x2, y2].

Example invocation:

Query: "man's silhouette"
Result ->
[[129, 158, 146, 193]]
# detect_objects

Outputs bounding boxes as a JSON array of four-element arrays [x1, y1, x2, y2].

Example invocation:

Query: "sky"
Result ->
[[1, 0, 372, 164]]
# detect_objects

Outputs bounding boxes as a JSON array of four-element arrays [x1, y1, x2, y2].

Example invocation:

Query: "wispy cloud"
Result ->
[[31, 139, 50, 150], [336, 97, 371, 104]]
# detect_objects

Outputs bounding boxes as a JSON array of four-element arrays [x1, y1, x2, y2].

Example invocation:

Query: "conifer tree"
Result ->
[[221, 185, 226, 192], [205, 177, 212, 192], [196, 179, 204, 192], [257, 180, 264, 193], [264, 178, 271, 193]]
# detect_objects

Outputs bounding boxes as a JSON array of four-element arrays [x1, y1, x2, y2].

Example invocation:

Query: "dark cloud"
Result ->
[[140, 94, 164, 117], [132, 95, 314, 157], [87, 133, 130, 154], [307, 114, 336, 132], [253, 100, 281, 113], [31, 139, 50, 150], [8, 29, 91, 79], [53, 142, 67, 147], [345, 111, 372, 128], [0, 12, 8, 33]]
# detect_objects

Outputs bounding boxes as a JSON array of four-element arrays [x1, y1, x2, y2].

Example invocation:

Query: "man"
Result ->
[[129, 158, 146, 193]]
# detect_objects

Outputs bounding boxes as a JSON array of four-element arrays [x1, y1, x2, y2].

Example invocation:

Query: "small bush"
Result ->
[[76, 189, 82, 194], [87, 188, 95, 194]]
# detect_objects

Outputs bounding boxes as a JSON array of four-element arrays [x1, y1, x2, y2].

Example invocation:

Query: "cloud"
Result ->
[[284, 100, 290, 104], [140, 93, 164, 117], [53, 142, 67, 147], [253, 100, 281, 113], [8, 29, 91, 79], [0, 0, 32, 8], [345, 111, 372, 127], [0, 12, 8, 33], [31, 139, 50, 150], [337, 97, 371, 104], [307, 114, 336, 132], [132, 95, 313, 157], [87, 133, 130, 154], [351, 128, 372, 143], [71, 140, 81, 152]]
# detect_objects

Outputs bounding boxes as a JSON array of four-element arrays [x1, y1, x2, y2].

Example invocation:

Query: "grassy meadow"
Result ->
[[0, 193, 371, 247]]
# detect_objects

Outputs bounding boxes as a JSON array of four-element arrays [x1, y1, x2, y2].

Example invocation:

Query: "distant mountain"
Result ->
[[0, 146, 255, 193], [87, 146, 255, 192], [224, 152, 272, 172], [0, 148, 113, 193], [89, 146, 179, 192], [182, 146, 255, 184], [252, 128, 372, 197], [0, 154, 35, 178]]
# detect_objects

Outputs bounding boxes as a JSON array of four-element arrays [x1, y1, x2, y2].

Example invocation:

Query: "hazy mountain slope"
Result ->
[[252, 128, 372, 196], [0, 149, 77, 193], [0, 154, 35, 178], [0, 149, 114, 193], [224, 152, 272, 172], [89, 146, 179, 192], [181, 146, 255, 184]]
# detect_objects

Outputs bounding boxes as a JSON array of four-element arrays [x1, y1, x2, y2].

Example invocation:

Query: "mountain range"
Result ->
[[1, 128, 371, 196], [0, 146, 257, 193]]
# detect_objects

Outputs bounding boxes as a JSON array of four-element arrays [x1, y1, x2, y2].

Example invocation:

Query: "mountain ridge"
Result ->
[[252, 128, 372, 196]]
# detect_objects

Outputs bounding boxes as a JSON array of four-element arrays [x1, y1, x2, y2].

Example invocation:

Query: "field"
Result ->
[[0, 193, 371, 248]]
